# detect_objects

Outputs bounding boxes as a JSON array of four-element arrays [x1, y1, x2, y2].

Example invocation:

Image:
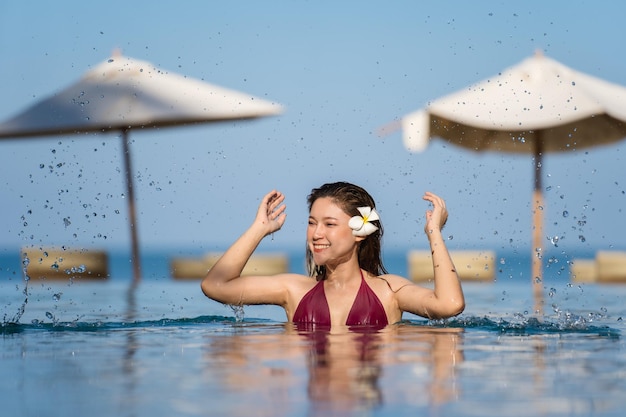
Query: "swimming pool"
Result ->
[[1, 252, 625, 416]]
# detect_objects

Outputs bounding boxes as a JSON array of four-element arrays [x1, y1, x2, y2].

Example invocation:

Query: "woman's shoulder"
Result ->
[[375, 272, 412, 283], [370, 273, 416, 291]]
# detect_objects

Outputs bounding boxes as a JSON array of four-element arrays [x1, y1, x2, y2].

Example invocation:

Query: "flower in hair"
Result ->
[[348, 207, 380, 237]]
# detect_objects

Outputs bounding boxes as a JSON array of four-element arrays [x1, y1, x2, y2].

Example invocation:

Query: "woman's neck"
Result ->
[[324, 259, 362, 286]]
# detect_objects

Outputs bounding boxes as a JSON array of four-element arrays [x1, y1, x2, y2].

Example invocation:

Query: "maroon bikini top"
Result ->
[[292, 270, 388, 327]]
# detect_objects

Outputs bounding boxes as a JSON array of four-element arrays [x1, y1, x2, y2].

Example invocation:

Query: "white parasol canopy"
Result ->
[[0, 53, 283, 282], [401, 52, 626, 154], [392, 52, 626, 309], [0, 54, 282, 138]]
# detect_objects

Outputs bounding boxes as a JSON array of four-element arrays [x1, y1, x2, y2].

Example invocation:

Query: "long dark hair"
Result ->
[[306, 181, 388, 279]]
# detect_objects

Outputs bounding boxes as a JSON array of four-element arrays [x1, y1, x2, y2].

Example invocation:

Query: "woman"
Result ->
[[201, 182, 464, 328]]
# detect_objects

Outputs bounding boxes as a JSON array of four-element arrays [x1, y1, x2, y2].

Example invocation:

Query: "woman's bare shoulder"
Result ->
[[376, 273, 412, 284], [373, 273, 424, 292]]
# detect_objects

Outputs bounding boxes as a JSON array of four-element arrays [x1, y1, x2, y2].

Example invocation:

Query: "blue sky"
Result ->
[[1, 0, 625, 262]]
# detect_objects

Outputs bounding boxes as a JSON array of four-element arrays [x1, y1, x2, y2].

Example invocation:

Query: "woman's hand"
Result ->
[[422, 192, 448, 235], [255, 190, 287, 236]]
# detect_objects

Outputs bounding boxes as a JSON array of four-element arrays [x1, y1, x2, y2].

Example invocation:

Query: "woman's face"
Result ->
[[307, 197, 359, 266]]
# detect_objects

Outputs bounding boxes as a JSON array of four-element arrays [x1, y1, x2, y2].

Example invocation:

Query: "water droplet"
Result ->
[[230, 305, 245, 322]]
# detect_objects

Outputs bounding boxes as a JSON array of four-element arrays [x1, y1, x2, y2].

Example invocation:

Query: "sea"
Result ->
[[1, 247, 625, 417]]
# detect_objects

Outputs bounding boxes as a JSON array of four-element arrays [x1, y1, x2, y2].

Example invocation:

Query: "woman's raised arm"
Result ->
[[201, 190, 288, 306], [396, 192, 465, 319]]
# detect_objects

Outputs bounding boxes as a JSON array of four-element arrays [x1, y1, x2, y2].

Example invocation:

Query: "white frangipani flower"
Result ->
[[348, 206, 380, 237]]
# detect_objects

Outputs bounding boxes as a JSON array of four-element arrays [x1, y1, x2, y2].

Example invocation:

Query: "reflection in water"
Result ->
[[120, 282, 139, 415], [299, 326, 385, 414], [205, 323, 464, 415]]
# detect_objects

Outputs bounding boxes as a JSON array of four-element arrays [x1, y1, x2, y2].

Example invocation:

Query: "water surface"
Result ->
[[1, 253, 625, 416]]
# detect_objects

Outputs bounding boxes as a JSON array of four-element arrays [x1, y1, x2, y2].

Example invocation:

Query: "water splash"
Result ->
[[432, 315, 620, 338], [3, 253, 31, 325], [229, 305, 246, 322], [1, 315, 255, 335], [45, 311, 59, 326], [65, 265, 86, 274], [549, 235, 560, 246]]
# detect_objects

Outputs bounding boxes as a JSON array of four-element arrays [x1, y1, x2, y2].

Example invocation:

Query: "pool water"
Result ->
[[1, 257, 626, 416]]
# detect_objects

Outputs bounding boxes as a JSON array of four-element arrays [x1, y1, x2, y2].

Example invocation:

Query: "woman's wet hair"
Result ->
[[306, 181, 388, 278]]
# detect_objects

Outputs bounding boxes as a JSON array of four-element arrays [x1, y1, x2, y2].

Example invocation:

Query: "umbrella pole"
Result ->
[[121, 129, 142, 283], [532, 136, 544, 314]]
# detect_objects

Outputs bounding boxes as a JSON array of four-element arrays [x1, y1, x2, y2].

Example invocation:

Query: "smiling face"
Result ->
[[305, 182, 386, 278], [307, 197, 362, 268]]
